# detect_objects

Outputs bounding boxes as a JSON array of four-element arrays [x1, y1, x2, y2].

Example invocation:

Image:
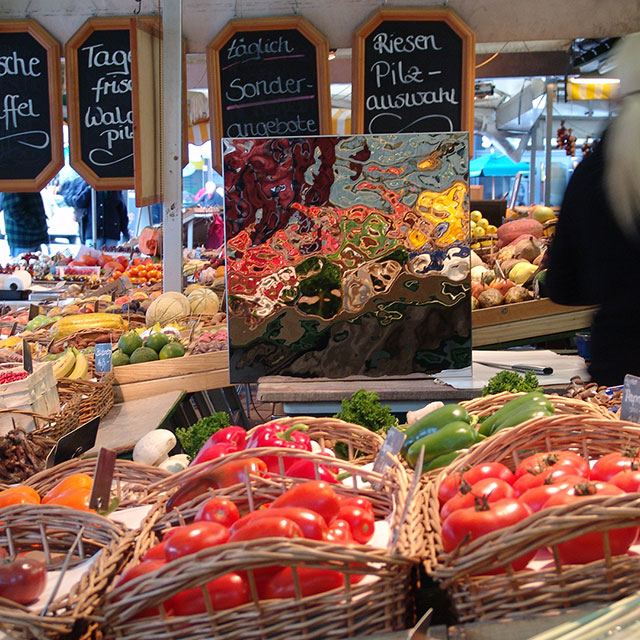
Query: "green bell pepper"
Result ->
[[422, 448, 469, 472], [406, 421, 478, 469], [478, 392, 553, 437], [490, 402, 555, 435], [401, 404, 470, 456]]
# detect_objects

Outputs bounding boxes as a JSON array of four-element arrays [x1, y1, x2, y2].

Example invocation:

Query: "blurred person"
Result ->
[[546, 32, 640, 386], [0, 192, 49, 257], [72, 185, 129, 249], [196, 181, 223, 208]]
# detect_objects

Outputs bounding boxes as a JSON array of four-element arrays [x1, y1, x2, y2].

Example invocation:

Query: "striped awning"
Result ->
[[331, 108, 351, 135], [188, 121, 211, 145], [567, 80, 618, 101]]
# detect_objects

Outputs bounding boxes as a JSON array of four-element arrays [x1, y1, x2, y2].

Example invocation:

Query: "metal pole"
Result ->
[[544, 80, 555, 206], [529, 121, 538, 205], [162, 0, 183, 292], [91, 188, 97, 248]]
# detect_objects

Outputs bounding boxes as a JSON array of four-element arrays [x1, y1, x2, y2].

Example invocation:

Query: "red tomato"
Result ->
[[327, 518, 353, 543], [441, 498, 534, 571], [112, 560, 165, 618], [438, 463, 516, 506], [260, 567, 344, 600], [230, 507, 328, 540], [515, 450, 589, 480], [228, 516, 303, 543], [164, 522, 230, 562], [517, 475, 585, 513], [440, 478, 515, 521], [0, 558, 46, 604], [543, 481, 638, 564], [609, 469, 640, 493], [332, 505, 375, 544], [338, 496, 375, 514], [513, 467, 586, 497], [270, 481, 341, 525], [79, 254, 98, 266], [141, 542, 167, 562], [591, 451, 640, 482], [166, 572, 250, 616], [194, 498, 240, 528]]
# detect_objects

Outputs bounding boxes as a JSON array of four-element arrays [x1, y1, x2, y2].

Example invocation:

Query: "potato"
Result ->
[[477, 288, 504, 308], [504, 285, 532, 304], [513, 237, 541, 262]]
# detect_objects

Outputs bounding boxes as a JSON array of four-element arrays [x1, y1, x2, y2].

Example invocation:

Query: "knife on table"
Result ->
[[475, 361, 554, 376]]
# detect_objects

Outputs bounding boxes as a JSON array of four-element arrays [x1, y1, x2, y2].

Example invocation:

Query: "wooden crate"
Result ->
[[472, 298, 597, 347], [112, 350, 229, 401]]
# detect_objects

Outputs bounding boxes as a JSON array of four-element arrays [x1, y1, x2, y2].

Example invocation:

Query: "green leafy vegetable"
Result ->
[[482, 370, 542, 396], [176, 412, 230, 459]]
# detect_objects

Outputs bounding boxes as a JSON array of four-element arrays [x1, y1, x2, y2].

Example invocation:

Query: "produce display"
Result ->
[[470, 204, 557, 310]]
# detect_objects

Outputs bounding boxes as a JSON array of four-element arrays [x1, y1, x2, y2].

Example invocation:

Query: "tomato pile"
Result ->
[[438, 449, 640, 570], [105, 256, 164, 285], [113, 480, 376, 616], [0, 473, 94, 512]]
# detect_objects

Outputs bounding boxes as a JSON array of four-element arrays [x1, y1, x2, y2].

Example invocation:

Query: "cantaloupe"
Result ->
[[145, 292, 190, 327], [187, 288, 220, 315]]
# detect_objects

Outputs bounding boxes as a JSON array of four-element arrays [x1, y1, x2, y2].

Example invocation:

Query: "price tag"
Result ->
[[46, 416, 100, 468], [89, 448, 117, 512], [621, 374, 640, 423], [22, 338, 33, 374], [28, 304, 40, 320], [94, 343, 113, 374], [194, 248, 202, 259], [372, 427, 406, 475]]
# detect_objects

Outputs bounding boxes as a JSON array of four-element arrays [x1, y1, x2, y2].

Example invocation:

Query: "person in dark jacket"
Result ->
[[0, 192, 50, 257], [72, 185, 130, 249], [546, 32, 640, 386]]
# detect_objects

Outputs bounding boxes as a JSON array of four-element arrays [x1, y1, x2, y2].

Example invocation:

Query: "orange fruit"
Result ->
[[47, 488, 94, 512]]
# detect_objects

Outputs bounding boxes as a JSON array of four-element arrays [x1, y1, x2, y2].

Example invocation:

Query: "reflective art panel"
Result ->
[[223, 133, 471, 382]]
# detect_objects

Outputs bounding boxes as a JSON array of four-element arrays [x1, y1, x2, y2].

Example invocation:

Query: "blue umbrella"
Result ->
[[470, 154, 529, 178]]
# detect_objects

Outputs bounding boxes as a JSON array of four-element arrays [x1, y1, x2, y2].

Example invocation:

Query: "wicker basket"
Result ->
[[248, 416, 386, 462], [99, 449, 422, 640], [0, 503, 131, 640], [24, 457, 171, 509], [430, 415, 640, 623], [57, 372, 115, 425], [460, 391, 616, 420]]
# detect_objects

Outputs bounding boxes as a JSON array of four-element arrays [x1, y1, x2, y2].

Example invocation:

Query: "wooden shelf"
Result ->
[[112, 350, 229, 402], [472, 298, 597, 347]]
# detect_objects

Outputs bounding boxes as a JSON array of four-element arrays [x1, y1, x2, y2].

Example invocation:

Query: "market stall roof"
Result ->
[[470, 153, 530, 177]]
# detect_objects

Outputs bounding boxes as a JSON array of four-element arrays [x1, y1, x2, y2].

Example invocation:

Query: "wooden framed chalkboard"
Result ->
[[352, 7, 475, 149], [0, 19, 63, 192], [207, 16, 331, 170], [65, 17, 135, 190]]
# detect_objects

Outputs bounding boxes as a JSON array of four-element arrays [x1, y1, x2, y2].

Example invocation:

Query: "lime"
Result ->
[[112, 350, 131, 367], [145, 331, 169, 353], [129, 346, 159, 364], [118, 331, 143, 356], [159, 341, 185, 360]]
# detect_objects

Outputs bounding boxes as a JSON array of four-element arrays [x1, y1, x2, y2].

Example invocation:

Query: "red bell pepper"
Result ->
[[190, 441, 238, 466], [166, 457, 268, 510], [286, 458, 338, 484], [210, 426, 247, 448], [244, 423, 312, 473]]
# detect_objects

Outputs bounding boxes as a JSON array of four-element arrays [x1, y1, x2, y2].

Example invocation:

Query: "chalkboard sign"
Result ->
[[0, 19, 63, 192], [352, 8, 474, 146], [621, 374, 640, 423], [207, 16, 331, 169], [65, 17, 134, 190]]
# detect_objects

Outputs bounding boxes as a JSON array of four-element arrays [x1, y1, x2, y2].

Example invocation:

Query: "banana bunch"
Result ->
[[50, 347, 91, 380]]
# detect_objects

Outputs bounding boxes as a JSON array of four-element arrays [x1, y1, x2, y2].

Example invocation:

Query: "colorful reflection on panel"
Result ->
[[223, 133, 471, 382]]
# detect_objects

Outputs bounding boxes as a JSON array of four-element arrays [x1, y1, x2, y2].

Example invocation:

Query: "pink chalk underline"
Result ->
[[221, 54, 305, 71], [226, 94, 315, 110]]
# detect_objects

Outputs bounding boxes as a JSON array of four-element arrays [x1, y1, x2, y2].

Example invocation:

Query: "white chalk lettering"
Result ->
[[226, 115, 317, 137], [365, 87, 458, 111], [372, 32, 442, 55], [81, 43, 131, 76], [0, 94, 39, 131], [91, 75, 132, 102], [371, 60, 423, 88], [226, 76, 306, 102], [0, 51, 41, 78], [226, 35, 294, 62]]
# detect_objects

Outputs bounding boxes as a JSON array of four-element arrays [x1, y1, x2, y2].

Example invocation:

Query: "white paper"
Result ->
[[436, 350, 588, 390]]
